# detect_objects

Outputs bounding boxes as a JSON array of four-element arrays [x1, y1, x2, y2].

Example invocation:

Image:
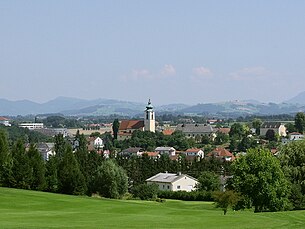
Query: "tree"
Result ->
[[265, 129, 276, 141], [231, 148, 290, 212], [295, 112, 305, 133], [28, 144, 46, 190], [229, 123, 248, 138], [279, 141, 305, 209], [213, 190, 240, 215], [54, 134, 66, 159], [58, 145, 87, 195], [252, 118, 262, 135], [94, 160, 128, 199], [197, 171, 220, 192], [45, 155, 59, 192], [112, 119, 120, 140], [11, 139, 32, 189], [0, 129, 12, 187]]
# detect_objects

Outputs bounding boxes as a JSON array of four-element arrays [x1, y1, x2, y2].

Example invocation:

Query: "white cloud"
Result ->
[[229, 66, 269, 80], [122, 64, 176, 81], [192, 66, 213, 78], [161, 64, 176, 76]]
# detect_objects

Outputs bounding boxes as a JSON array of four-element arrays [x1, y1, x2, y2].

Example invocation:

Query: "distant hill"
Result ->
[[1, 94, 305, 117], [285, 91, 305, 105]]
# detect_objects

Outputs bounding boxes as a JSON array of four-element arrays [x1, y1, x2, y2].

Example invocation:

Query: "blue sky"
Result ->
[[0, 1, 305, 105]]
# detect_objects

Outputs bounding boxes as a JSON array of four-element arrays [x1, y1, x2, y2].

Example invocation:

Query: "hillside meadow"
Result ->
[[0, 187, 304, 229]]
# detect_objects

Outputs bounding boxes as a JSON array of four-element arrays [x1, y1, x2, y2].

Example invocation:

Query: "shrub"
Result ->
[[132, 183, 159, 200]]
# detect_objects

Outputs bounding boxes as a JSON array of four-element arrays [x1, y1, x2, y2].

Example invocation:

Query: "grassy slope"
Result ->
[[0, 188, 305, 229]]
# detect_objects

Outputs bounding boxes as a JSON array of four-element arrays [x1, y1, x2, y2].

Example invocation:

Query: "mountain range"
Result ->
[[0, 91, 305, 117]]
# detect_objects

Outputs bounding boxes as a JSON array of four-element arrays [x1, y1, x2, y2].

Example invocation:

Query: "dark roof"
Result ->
[[261, 122, 283, 129], [176, 124, 214, 133], [122, 147, 144, 153]]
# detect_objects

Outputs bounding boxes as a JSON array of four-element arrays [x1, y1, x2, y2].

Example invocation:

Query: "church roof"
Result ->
[[119, 120, 144, 130]]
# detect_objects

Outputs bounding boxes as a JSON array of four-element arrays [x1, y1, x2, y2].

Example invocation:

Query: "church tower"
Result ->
[[144, 99, 155, 132]]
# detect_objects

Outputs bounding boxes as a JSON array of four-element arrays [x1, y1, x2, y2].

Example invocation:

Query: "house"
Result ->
[[119, 147, 144, 157], [143, 152, 160, 159], [180, 148, 204, 161], [36, 142, 55, 161], [87, 136, 104, 151], [176, 124, 215, 138], [289, 132, 304, 141], [146, 172, 198, 192], [0, 117, 11, 126], [260, 122, 287, 137], [155, 147, 176, 156], [162, 129, 175, 136], [217, 128, 231, 135], [206, 147, 235, 161]]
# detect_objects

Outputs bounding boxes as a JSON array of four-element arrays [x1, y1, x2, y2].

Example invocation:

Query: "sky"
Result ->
[[1, 1, 305, 105]]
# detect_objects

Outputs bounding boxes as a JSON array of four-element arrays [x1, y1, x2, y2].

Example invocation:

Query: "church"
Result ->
[[117, 99, 155, 140]]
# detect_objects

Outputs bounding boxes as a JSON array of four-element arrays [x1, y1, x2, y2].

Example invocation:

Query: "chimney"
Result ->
[[177, 172, 181, 176]]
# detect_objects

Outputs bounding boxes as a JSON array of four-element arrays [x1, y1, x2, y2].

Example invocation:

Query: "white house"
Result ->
[[146, 172, 198, 192], [289, 132, 304, 141], [0, 117, 11, 126], [36, 143, 55, 161], [155, 147, 176, 156]]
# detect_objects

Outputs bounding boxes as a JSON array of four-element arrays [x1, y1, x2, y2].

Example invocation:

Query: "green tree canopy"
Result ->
[[94, 160, 128, 199], [196, 171, 220, 192], [295, 112, 305, 133], [279, 140, 305, 209], [231, 148, 290, 212]]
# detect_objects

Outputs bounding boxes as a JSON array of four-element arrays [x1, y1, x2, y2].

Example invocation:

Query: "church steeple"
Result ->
[[144, 99, 155, 132]]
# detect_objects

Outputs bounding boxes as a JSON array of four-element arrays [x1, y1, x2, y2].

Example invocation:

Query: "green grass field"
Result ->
[[0, 187, 304, 229]]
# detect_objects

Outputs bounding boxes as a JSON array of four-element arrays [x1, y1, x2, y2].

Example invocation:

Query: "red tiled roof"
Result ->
[[144, 152, 159, 157], [162, 129, 174, 135], [185, 148, 202, 153], [207, 147, 233, 157], [290, 132, 302, 135], [119, 120, 144, 130], [0, 117, 9, 121], [217, 128, 230, 134]]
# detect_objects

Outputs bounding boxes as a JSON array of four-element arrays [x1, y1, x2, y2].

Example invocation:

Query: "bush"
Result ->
[[132, 183, 159, 200], [158, 190, 213, 201]]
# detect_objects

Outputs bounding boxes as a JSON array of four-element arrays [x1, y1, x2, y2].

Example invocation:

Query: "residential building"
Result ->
[[87, 136, 104, 151], [206, 147, 235, 161], [36, 142, 55, 161], [0, 117, 11, 126], [146, 172, 198, 192], [119, 147, 144, 157], [180, 148, 204, 161], [289, 132, 304, 141], [155, 147, 176, 156]]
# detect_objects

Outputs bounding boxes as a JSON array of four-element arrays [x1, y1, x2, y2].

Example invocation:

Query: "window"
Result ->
[[163, 185, 165, 189], [167, 185, 170, 189], [177, 185, 180, 189]]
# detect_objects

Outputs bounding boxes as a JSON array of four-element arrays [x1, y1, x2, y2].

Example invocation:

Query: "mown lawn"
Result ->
[[0, 187, 304, 228]]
